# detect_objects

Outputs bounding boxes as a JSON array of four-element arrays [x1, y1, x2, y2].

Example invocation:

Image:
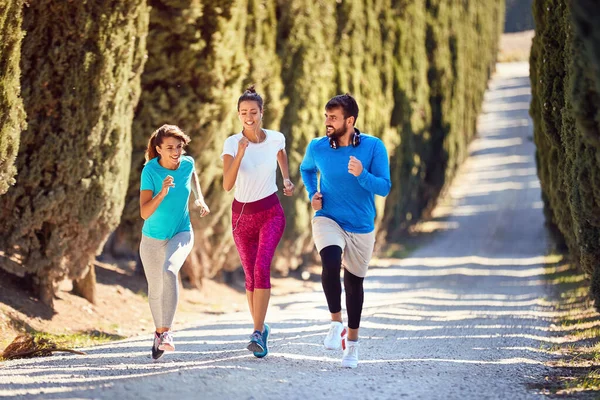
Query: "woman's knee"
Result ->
[[253, 262, 271, 290]]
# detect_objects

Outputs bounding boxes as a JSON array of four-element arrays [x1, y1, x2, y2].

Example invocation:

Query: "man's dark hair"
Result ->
[[325, 94, 359, 125]]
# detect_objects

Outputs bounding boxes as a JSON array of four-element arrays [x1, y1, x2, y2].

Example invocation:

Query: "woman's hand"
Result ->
[[283, 178, 295, 196], [237, 137, 249, 158], [194, 198, 210, 217], [160, 175, 175, 197]]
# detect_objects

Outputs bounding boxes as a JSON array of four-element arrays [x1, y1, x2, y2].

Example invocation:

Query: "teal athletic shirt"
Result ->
[[140, 155, 194, 240], [300, 134, 391, 233]]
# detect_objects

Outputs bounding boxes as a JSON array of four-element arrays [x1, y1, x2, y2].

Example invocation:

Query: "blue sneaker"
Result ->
[[254, 324, 270, 358], [247, 330, 265, 353]]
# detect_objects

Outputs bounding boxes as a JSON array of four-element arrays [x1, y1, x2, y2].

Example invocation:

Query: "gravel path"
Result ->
[[0, 62, 557, 399]]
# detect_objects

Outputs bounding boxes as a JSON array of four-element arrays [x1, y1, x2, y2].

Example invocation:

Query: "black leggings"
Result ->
[[319, 245, 364, 330]]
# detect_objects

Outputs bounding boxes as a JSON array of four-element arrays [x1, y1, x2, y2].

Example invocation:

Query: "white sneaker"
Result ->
[[323, 321, 347, 350], [341, 340, 359, 368]]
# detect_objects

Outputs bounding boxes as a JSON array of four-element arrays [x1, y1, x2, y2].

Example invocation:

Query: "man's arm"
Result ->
[[299, 140, 319, 201], [356, 139, 391, 197]]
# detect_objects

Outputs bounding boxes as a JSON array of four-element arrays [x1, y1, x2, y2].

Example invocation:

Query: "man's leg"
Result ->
[[320, 245, 347, 350], [343, 268, 365, 341], [319, 245, 343, 320]]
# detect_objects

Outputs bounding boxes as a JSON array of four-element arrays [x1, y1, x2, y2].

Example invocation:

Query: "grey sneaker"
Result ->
[[158, 331, 175, 352]]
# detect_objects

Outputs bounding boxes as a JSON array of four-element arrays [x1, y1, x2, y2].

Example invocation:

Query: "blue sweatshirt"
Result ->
[[300, 133, 391, 233]]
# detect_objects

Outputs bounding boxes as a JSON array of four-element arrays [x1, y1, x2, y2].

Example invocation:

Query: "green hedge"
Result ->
[[0, 0, 504, 303], [0, 0, 26, 195], [383, 0, 504, 237], [110, 0, 504, 279], [530, 0, 600, 308], [0, 1, 149, 306]]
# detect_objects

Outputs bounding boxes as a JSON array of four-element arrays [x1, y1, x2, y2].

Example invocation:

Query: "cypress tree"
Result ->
[[531, 0, 600, 308], [333, 0, 397, 234], [0, 0, 149, 306], [0, 0, 26, 195], [383, 0, 504, 238], [381, 0, 432, 236], [242, 0, 284, 130], [113, 0, 250, 286], [273, 0, 337, 270], [109, 0, 505, 278]]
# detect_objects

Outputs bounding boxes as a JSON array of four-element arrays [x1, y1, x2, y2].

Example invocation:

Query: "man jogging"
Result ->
[[300, 94, 391, 368]]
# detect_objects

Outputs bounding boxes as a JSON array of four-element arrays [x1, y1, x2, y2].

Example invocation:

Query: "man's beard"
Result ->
[[326, 125, 346, 140]]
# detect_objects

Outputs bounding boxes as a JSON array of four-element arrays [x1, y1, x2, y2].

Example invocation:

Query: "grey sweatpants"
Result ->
[[139, 231, 193, 328]]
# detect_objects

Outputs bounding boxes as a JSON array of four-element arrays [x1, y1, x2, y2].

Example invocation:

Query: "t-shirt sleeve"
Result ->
[[276, 131, 285, 151], [220, 136, 237, 160], [140, 165, 154, 192]]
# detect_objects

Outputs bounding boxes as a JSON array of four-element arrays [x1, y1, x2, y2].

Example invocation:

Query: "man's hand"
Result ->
[[311, 192, 323, 211], [348, 156, 363, 177], [194, 198, 210, 217]]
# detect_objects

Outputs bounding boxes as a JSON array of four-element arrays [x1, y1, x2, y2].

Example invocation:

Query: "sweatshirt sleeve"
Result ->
[[299, 140, 319, 201], [356, 139, 391, 197]]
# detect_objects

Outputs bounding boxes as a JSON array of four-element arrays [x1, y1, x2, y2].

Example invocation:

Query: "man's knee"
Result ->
[[344, 269, 364, 296], [319, 245, 342, 271]]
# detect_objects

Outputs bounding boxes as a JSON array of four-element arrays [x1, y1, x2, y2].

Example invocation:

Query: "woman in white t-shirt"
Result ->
[[221, 85, 294, 358]]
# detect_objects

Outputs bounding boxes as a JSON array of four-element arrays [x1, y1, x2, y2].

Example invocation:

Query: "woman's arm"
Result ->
[[191, 169, 210, 217], [140, 175, 174, 219], [222, 137, 249, 191], [277, 149, 295, 196]]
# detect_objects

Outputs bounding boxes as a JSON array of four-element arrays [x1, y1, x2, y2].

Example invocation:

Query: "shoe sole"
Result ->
[[341, 361, 358, 368], [247, 341, 264, 353]]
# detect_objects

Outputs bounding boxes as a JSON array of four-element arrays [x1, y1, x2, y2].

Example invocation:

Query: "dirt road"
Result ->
[[0, 62, 558, 399]]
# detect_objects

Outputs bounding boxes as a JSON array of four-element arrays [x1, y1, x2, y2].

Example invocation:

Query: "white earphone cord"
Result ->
[[232, 201, 246, 232]]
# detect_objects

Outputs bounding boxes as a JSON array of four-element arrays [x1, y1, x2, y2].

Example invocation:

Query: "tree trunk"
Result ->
[[72, 265, 97, 305], [36, 278, 54, 308]]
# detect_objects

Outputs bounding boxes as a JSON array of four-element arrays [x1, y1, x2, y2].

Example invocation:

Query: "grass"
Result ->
[[31, 329, 125, 348], [540, 260, 600, 396], [0, 309, 126, 361]]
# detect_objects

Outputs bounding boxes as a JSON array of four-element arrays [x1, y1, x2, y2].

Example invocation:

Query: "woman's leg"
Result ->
[[160, 230, 194, 329], [252, 205, 285, 332], [232, 212, 260, 320], [139, 235, 167, 331]]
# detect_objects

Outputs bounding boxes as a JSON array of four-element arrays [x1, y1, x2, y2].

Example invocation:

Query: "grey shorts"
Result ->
[[311, 216, 375, 278]]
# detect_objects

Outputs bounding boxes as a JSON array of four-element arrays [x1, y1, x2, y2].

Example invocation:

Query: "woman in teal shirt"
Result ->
[[139, 124, 210, 360]]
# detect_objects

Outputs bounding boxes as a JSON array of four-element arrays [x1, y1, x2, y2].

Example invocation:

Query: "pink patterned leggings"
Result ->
[[232, 193, 286, 291]]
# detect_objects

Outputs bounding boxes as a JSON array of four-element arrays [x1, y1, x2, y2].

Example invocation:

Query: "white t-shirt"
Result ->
[[221, 129, 285, 202]]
